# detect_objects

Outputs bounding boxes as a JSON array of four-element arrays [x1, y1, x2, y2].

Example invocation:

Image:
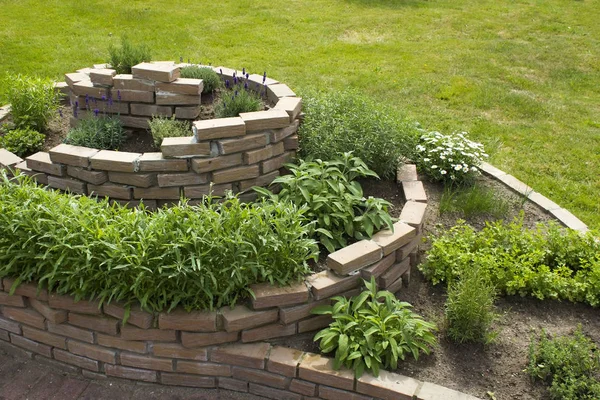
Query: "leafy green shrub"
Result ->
[[254, 153, 394, 252], [420, 217, 600, 307], [180, 66, 222, 93], [439, 183, 510, 218], [312, 277, 437, 378], [298, 89, 419, 179], [527, 326, 600, 399], [3, 74, 62, 131], [215, 82, 262, 118], [0, 127, 45, 157], [148, 115, 191, 148], [412, 131, 488, 185], [64, 115, 126, 150], [445, 265, 498, 344], [108, 35, 151, 74], [0, 172, 318, 312]]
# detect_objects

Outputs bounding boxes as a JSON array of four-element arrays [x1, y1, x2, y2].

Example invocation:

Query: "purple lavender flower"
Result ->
[[101, 95, 106, 101], [94, 109, 99, 117], [108, 96, 113, 106], [220, 68, 223, 76], [85, 94, 89, 106], [233, 76, 237, 85], [245, 73, 249, 80], [235, 90, 238, 96], [243, 68, 246, 75], [225, 80, 230, 89], [231, 95, 235, 101], [263, 71, 267, 84], [59, 109, 63, 118], [117, 90, 121, 101], [244, 82, 248, 90]]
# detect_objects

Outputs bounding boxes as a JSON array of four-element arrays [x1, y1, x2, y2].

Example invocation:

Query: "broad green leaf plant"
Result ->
[[311, 278, 437, 378]]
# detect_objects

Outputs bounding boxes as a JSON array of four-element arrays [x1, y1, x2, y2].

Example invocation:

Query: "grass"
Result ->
[[439, 184, 510, 219], [0, 0, 598, 229]]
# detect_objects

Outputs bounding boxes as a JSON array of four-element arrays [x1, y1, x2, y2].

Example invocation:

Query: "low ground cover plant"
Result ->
[[148, 115, 190, 148], [421, 217, 600, 306], [180, 66, 221, 94], [254, 153, 394, 252], [108, 35, 151, 74], [312, 277, 437, 378], [299, 89, 419, 179], [527, 326, 600, 399], [0, 172, 318, 312], [412, 131, 488, 185], [0, 127, 45, 157], [64, 114, 126, 150]]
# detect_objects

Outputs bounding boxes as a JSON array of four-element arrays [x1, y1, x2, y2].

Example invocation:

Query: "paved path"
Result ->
[[0, 341, 263, 400]]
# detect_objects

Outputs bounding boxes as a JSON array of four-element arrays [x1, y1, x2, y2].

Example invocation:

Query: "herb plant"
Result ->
[[0, 173, 318, 312], [180, 66, 222, 94], [214, 76, 262, 118], [148, 115, 191, 148], [312, 277, 437, 378], [0, 127, 45, 157], [108, 35, 152, 74], [254, 153, 394, 252], [439, 183, 510, 219], [527, 326, 600, 399], [64, 115, 126, 150]]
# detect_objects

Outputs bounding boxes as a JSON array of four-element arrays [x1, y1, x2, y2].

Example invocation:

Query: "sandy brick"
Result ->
[[53, 348, 99, 371], [48, 294, 101, 314], [190, 154, 241, 174], [11, 161, 48, 184], [68, 341, 116, 364], [130, 103, 173, 117], [67, 166, 108, 185], [184, 183, 232, 198], [65, 72, 89, 87], [379, 258, 411, 289], [193, 117, 246, 140], [175, 106, 201, 119], [357, 370, 420, 400], [266, 84, 296, 103], [49, 144, 99, 168], [176, 361, 231, 376], [72, 80, 109, 98], [29, 299, 67, 324], [219, 377, 248, 392], [116, 89, 154, 103], [269, 120, 299, 143], [298, 315, 332, 333], [0, 149, 23, 169], [307, 271, 361, 301], [89, 68, 116, 86], [238, 170, 279, 191], [108, 171, 157, 188], [212, 165, 260, 184], [273, 97, 302, 122], [267, 346, 304, 377], [103, 302, 153, 329], [119, 115, 151, 129], [402, 180, 427, 203], [279, 298, 331, 325], [156, 78, 203, 95], [68, 313, 119, 335], [138, 153, 189, 172], [120, 326, 177, 342], [261, 151, 294, 174], [152, 343, 207, 360], [319, 385, 372, 400], [399, 201, 427, 229], [283, 135, 299, 151], [218, 133, 268, 154], [247, 73, 279, 87], [245, 142, 284, 165], [47, 323, 94, 343], [113, 74, 155, 92], [74, 96, 130, 115], [47, 176, 87, 194], [416, 381, 481, 400], [299, 353, 354, 391], [290, 379, 317, 396], [241, 322, 296, 343], [371, 222, 417, 256], [90, 150, 140, 173], [396, 235, 422, 262], [2, 307, 45, 329], [181, 331, 239, 348], [161, 373, 215, 388], [210, 342, 270, 369], [240, 109, 290, 132], [385, 275, 406, 294], [105, 364, 157, 382], [157, 172, 207, 187], [97, 334, 147, 353], [233, 366, 288, 389], [0, 292, 26, 307], [161, 136, 211, 158], [26, 152, 65, 176], [134, 186, 181, 200], [551, 207, 589, 232], [22, 326, 67, 349], [120, 352, 173, 372], [397, 164, 418, 182], [10, 334, 52, 358], [326, 240, 382, 275], [156, 91, 201, 106], [88, 183, 132, 200], [132, 62, 180, 82], [0, 316, 21, 334], [221, 305, 279, 332], [158, 309, 217, 332], [361, 252, 396, 280], [249, 383, 302, 400], [250, 281, 309, 310]]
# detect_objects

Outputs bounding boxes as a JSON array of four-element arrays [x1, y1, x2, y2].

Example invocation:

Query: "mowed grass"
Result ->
[[0, 0, 598, 228]]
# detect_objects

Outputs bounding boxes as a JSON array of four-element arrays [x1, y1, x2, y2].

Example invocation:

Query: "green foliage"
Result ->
[[148, 115, 191, 148], [180, 66, 222, 94], [527, 326, 600, 400], [312, 277, 437, 378], [108, 35, 151, 74], [420, 217, 600, 307], [445, 265, 498, 344], [439, 183, 510, 219], [0, 127, 45, 157], [0, 172, 318, 312], [214, 84, 262, 118], [298, 89, 420, 179], [64, 115, 126, 150], [3, 74, 62, 131], [254, 153, 394, 253]]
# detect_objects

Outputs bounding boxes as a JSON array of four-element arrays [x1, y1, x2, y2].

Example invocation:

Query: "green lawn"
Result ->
[[1, 0, 598, 229]]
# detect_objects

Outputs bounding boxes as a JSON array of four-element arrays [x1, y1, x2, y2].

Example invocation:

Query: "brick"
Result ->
[[307, 271, 361, 301], [65, 72, 89, 86], [212, 66, 238, 81], [399, 201, 427, 229], [233, 366, 288, 389], [371, 222, 417, 256], [221, 305, 279, 332], [527, 191, 561, 212], [113, 74, 155, 91], [0, 316, 21, 334], [129, 103, 172, 117], [120, 326, 177, 342], [72, 80, 109, 98], [120, 352, 173, 372], [269, 120, 299, 143], [81, 369, 107, 380], [238, 170, 280, 191], [152, 343, 207, 360], [47, 176, 87, 194], [219, 377, 248, 392], [53, 348, 99, 371], [26, 152, 65, 176], [88, 182, 132, 200], [184, 183, 232, 198], [177, 361, 231, 376], [156, 78, 203, 95], [361, 252, 396, 280], [11, 161, 49, 184], [181, 331, 239, 348], [10, 334, 52, 357], [119, 115, 151, 129], [0, 292, 25, 307], [250, 281, 309, 309], [247, 73, 279, 87], [249, 383, 302, 400], [210, 342, 270, 369], [193, 117, 246, 141], [2, 307, 45, 329], [379, 258, 411, 289], [116, 89, 154, 103], [218, 133, 268, 154], [103, 302, 153, 329], [241, 322, 296, 343], [89, 68, 116, 85], [191, 155, 239, 175], [279, 298, 331, 325], [212, 165, 260, 184], [357, 370, 420, 400], [298, 315, 332, 333], [267, 84, 296, 103], [67, 166, 108, 185], [68, 313, 119, 335], [240, 109, 290, 132], [158, 309, 217, 331], [320, 385, 372, 400], [161, 373, 215, 387], [22, 326, 66, 349], [0, 148, 21, 169], [134, 186, 180, 200], [244, 142, 284, 165], [551, 207, 589, 232], [273, 97, 302, 122], [299, 353, 354, 390], [290, 379, 316, 396], [68, 341, 116, 364], [175, 106, 201, 119], [397, 164, 418, 182], [156, 91, 201, 106], [283, 134, 299, 151], [97, 334, 147, 353], [108, 171, 156, 188], [416, 381, 480, 400], [262, 151, 294, 174], [74, 96, 130, 115], [326, 240, 382, 275], [161, 136, 211, 158], [105, 364, 158, 382], [157, 172, 207, 187], [90, 150, 140, 173], [47, 323, 94, 343], [396, 235, 422, 262], [496, 173, 533, 197], [402, 180, 427, 203], [48, 144, 98, 168], [132, 62, 180, 83], [386, 274, 406, 294], [138, 152, 189, 172], [267, 346, 304, 377], [48, 294, 101, 314]]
